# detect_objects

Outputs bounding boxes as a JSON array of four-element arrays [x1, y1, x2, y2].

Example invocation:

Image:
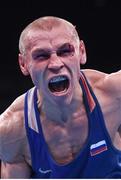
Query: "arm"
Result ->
[[1, 161, 32, 178], [84, 69, 121, 99], [102, 70, 121, 99], [0, 94, 32, 178]]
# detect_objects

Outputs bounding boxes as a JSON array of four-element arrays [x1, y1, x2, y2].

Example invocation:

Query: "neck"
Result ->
[[37, 83, 83, 123]]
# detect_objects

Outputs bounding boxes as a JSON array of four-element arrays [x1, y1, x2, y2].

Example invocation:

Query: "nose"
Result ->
[[48, 54, 64, 71]]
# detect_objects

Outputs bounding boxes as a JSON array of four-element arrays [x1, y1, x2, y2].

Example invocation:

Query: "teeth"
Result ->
[[50, 76, 67, 83]]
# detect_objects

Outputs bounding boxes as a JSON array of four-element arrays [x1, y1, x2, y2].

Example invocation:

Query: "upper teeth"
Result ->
[[50, 76, 67, 83]]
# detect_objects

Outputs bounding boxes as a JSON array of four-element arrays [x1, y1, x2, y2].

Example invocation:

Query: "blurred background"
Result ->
[[0, 0, 121, 113]]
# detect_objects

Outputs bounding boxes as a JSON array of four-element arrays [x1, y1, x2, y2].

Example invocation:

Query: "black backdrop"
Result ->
[[0, 0, 121, 113]]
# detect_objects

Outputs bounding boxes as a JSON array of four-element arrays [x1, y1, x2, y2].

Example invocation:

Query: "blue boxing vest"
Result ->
[[24, 71, 121, 178]]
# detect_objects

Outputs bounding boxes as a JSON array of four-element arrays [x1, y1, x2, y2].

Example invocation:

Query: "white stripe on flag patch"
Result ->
[[90, 140, 106, 150]]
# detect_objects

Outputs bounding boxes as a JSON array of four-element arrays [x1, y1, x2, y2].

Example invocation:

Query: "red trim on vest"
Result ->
[[80, 73, 95, 112]]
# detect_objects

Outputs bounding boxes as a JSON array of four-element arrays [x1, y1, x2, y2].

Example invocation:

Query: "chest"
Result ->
[[41, 96, 121, 165], [40, 107, 88, 165], [25, 90, 121, 165]]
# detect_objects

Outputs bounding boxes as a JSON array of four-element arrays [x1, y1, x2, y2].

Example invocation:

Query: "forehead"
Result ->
[[25, 25, 76, 51]]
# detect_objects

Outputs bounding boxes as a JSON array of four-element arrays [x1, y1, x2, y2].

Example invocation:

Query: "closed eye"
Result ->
[[32, 50, 50, 60], [57, 43, 75, 57]]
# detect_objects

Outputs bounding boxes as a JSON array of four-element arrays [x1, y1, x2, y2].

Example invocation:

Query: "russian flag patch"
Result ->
[[90, 140, 108, 156]]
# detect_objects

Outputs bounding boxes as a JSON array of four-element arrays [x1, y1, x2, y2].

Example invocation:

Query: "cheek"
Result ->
[[67, 56, 80, 72], [67, 57, 81, 80], [30, 61, 48, 89], [31, 71, 41, 87], [28, 63, 43, 88]]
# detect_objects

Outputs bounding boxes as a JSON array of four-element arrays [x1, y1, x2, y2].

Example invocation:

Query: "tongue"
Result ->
[[49, 80, 67, 92]]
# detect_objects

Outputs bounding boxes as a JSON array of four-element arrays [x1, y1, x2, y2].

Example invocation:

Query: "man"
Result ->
[[0, 16, 121, 178]]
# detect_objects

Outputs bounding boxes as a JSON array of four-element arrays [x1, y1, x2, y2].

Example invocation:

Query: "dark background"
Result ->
[[0, 0, 121, 113]]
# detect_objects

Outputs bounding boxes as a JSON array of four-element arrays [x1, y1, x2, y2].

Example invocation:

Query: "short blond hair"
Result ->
[[19, 16, 80, 55]]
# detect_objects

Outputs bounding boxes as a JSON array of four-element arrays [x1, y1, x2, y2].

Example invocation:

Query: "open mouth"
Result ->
[[48, 75, 69, 93]]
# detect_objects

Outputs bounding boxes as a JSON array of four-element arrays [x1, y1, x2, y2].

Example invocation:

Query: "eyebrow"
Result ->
[[32, 43, 72, 54], [58, 43, 71, 49]]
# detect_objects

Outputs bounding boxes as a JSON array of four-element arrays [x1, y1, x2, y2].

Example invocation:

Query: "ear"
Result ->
[[18, 53, 29, 76], [79, 40, 87, 65]]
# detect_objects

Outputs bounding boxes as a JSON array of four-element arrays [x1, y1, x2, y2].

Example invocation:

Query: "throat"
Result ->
[[41, 99, 84, 124], [40, 100, 71, 124], [38, 85, 83, 124]]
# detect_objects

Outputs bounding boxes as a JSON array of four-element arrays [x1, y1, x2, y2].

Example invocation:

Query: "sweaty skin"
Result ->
[[0, 16, 121, 178]]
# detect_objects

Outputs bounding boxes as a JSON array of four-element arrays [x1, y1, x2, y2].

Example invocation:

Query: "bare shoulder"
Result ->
[[0, 93, 26, 162], [81, 69, 107, 87], [82, 69, 121, 98]]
